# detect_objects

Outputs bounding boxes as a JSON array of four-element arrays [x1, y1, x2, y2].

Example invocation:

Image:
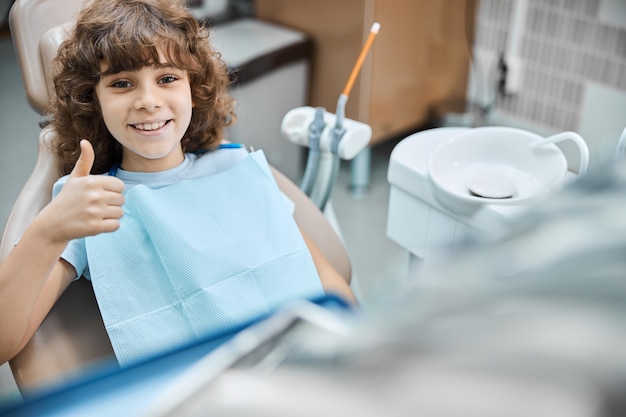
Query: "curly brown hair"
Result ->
[[49, 0, 236, 175]]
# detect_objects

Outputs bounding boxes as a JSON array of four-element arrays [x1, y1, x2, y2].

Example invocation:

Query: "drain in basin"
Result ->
[[468, 174, 516, 199]]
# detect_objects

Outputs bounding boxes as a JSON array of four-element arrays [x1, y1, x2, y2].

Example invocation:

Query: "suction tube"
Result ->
[[317, 23, 380, 210], [317, 95, 348, 211], [342, 23, 381, 98], [300, 107, 326, 196]]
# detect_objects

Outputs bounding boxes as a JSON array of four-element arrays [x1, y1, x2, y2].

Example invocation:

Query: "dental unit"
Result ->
[[282, 22, 380, 211]]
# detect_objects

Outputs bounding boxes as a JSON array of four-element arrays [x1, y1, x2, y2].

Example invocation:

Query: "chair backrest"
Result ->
[[2, 0, 351, 393]]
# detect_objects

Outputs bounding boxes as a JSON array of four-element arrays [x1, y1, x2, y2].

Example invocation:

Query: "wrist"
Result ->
[[28, 209, 72, 248]]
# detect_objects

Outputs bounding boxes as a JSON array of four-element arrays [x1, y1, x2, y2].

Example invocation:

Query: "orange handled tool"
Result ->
[[342, 22, 381, 98]]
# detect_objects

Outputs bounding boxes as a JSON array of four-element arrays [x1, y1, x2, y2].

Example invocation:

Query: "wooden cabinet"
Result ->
[[254, 0, 477, 145]]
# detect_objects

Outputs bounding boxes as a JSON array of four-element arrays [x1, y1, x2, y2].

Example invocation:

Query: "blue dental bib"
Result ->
[[85, 151, 324, 366]]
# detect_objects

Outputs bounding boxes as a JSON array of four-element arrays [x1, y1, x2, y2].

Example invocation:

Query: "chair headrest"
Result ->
[[39, 23, 74, 114], [9, 0, 84, 115]]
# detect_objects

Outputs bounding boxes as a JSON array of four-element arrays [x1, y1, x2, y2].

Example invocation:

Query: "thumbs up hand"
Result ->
[[40, 140, 126, 243]]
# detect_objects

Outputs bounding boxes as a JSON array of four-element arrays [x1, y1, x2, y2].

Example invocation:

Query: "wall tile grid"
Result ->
[[474, 0, 626, 132]]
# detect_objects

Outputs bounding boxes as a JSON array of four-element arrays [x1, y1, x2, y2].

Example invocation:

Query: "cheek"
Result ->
[[94, 88, 113, 127], [98, 105, 117, 133], [98, 94, 125, 129], [180, 94, 194, 126]]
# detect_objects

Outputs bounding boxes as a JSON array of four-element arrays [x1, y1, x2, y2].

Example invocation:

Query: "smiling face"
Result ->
[[95, 53, 194, 172]]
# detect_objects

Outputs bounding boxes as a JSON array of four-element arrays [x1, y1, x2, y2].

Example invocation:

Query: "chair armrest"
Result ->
[[0, 126, 59, 261], [271, 167, 352, 283]]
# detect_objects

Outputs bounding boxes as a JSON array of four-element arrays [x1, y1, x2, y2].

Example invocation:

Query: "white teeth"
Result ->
[[134, 121, 166, 131]]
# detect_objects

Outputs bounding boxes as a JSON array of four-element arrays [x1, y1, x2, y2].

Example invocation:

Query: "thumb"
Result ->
[[70, 139, 95, 178]]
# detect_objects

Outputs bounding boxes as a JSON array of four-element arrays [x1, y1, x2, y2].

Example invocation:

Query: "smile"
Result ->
[[131, 120, 170, 131]]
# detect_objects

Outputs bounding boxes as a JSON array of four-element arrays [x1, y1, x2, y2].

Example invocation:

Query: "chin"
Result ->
[[138, 143, 181, 159]]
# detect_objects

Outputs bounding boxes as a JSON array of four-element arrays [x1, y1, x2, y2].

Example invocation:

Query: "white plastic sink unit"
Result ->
[[426, 126, 584, 215], [386, 127, 581, 281]]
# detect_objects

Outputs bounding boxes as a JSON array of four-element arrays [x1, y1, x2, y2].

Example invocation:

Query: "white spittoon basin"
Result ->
[[386, 127, 588, 279], [426, 126, 588, 215]]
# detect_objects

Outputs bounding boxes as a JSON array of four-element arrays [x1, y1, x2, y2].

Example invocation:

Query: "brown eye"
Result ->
[[111, 80, 133, 88], [159, 75, 178, 84]]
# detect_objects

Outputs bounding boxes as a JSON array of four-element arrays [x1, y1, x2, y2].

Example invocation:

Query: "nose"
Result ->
[[133, 83, 162, 111]]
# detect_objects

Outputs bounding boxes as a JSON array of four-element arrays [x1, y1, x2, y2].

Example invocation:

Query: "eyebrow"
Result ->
[[154, 62, 180, 69], [100, 62, 182, 77]]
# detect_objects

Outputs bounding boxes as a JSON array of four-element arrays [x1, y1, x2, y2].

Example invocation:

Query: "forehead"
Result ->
[[98, 41, 187, 76]]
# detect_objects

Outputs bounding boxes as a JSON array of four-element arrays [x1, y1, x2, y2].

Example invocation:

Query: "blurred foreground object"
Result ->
[[158, 159, 626, 417]]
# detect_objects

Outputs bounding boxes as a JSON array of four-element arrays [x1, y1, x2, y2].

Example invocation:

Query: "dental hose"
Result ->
[[300, 107, 326, 196], [317, 22, 379, 210], [316, 94, 348, 211]]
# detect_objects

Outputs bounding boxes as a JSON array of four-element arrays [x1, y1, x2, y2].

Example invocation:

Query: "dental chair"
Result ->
[[1, 0, 351, 393]]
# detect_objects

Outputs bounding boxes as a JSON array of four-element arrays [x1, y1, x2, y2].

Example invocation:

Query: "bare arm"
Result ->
[[0, 140, 125, 364], [300, 227, 357, 305], [0, 227, 76, 363]]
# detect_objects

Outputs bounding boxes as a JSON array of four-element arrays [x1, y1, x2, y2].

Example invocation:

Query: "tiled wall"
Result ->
[[473, 0, 626, 135]]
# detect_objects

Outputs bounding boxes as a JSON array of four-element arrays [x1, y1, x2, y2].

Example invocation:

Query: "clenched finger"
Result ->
[[99, 176, 125, 193], [104, 191, 125, 207]]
